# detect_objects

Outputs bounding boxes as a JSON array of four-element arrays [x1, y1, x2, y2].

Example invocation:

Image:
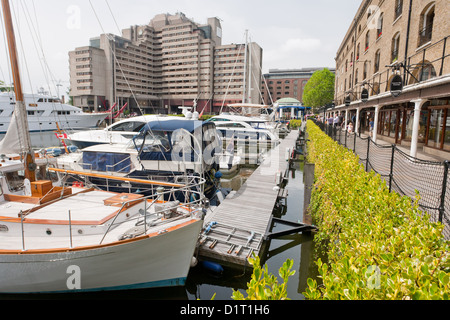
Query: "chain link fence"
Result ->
[[313, 120, 449, 240]]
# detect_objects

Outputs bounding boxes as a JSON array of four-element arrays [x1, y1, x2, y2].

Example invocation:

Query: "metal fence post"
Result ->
[[389, 144, 396, 192], [344, 128, 347, 148], [365, 137, 371, 172], [438, 160, 449, 223]]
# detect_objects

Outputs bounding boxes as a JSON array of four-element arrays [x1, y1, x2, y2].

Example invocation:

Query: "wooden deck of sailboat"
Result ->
[[0, 188, 190, 251]]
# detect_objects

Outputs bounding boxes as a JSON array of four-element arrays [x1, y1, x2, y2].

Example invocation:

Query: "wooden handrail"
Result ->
[[48, 167, 186, 188]]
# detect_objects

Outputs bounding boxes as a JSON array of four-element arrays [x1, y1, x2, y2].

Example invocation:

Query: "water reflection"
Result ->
[[184, 160, 318, 300]]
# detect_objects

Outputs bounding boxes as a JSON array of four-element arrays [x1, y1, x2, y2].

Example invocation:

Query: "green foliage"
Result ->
[[200, 114, 213, 121], [302, 69, 335, 111], [232, 255, 295, 300], [0, 80, 13, 92], [303, 121, 450, 300], [289, 119, 302, 129]]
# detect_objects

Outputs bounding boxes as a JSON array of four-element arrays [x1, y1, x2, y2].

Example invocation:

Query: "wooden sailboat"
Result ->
[[0, 0, 204, 293]]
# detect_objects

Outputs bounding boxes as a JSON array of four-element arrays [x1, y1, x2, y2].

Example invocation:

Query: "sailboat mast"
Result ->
[[1, 0, 36, 182]]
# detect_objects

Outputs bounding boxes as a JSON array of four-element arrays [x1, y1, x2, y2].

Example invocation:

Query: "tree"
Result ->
[[0, 80, 13, 92], [302, 68, 335, 112]]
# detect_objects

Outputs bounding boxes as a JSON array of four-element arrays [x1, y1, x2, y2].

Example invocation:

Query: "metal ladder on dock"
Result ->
[[198, 221, 264, 260]]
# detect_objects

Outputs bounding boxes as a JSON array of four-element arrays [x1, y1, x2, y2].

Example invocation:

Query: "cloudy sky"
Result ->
[[0, 0, 361, 98]]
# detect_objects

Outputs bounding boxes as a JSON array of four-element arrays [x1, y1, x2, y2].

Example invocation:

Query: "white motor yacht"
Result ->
[[0, 92, 108, 134]]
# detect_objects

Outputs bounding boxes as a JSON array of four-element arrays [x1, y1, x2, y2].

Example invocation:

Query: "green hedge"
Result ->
[[303, 121, 450, 300], [289, 119, 302, 129]]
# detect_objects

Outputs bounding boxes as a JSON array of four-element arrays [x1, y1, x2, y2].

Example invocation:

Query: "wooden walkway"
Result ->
[[198, 130, 300, 267]]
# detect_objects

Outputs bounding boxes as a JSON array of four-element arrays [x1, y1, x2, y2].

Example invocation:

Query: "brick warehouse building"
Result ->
[[261, 68, 335, 105], [69, 12, 262, 115], [330, 0, 450, 159]]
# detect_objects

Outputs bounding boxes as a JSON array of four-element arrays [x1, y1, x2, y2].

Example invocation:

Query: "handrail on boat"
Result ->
[[98, 180, 206, 244], [48, 167, 186, 188], [11, 176, 206, 250]]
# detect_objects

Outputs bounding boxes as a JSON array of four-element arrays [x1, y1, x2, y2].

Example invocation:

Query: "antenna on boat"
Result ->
[[1, 0, 36, 182]]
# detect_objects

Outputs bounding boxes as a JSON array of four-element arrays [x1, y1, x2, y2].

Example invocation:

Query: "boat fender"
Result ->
[[190, 256, 198, 268], [214, 171, 223, 179], [201, 260, 223, 275]]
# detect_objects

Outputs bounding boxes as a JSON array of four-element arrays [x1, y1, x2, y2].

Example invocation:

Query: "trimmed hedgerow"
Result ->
[[303, 121, 450, 300]]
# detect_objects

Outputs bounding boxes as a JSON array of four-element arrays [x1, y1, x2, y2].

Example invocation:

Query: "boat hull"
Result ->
[[0, 219, 202, 294]]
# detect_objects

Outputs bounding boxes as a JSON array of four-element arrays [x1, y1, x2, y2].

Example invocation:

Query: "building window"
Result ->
[[356, 43, 360, 60], [391, 32, 400, 63], [374, 50, 381, 73], [418, 3, 435, 47], [419, 63, 437, 81], [377, 13, 383, 39], [427, 107, 449, 151], [365, 31, 370, 51], [363, 61, 368, 80], [409, 60, 437, 84], [395, 0, 403, 19]]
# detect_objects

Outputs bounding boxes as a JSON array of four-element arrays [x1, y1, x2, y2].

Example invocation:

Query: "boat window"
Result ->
[[37, 98, 44, 102], [133, 123, 146, 132], [111, 121, 145, 132], [209, 118, 229, 122], [225, 123, 246, 128], [134, 130, 170, 152], [218, 123, 245, 128]]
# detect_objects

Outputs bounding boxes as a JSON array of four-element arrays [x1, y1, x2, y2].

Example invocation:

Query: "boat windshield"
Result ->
[[110, 121, 146, 132], [132, 130, 171, 153]]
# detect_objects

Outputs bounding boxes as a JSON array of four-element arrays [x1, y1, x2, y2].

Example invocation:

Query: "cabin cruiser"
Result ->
[[66, 115, 161, 149], [55, 119, 223, 200], [206, 114, 280, 143], [0, 92, 108, 133], [66, 108, 201, 149]]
